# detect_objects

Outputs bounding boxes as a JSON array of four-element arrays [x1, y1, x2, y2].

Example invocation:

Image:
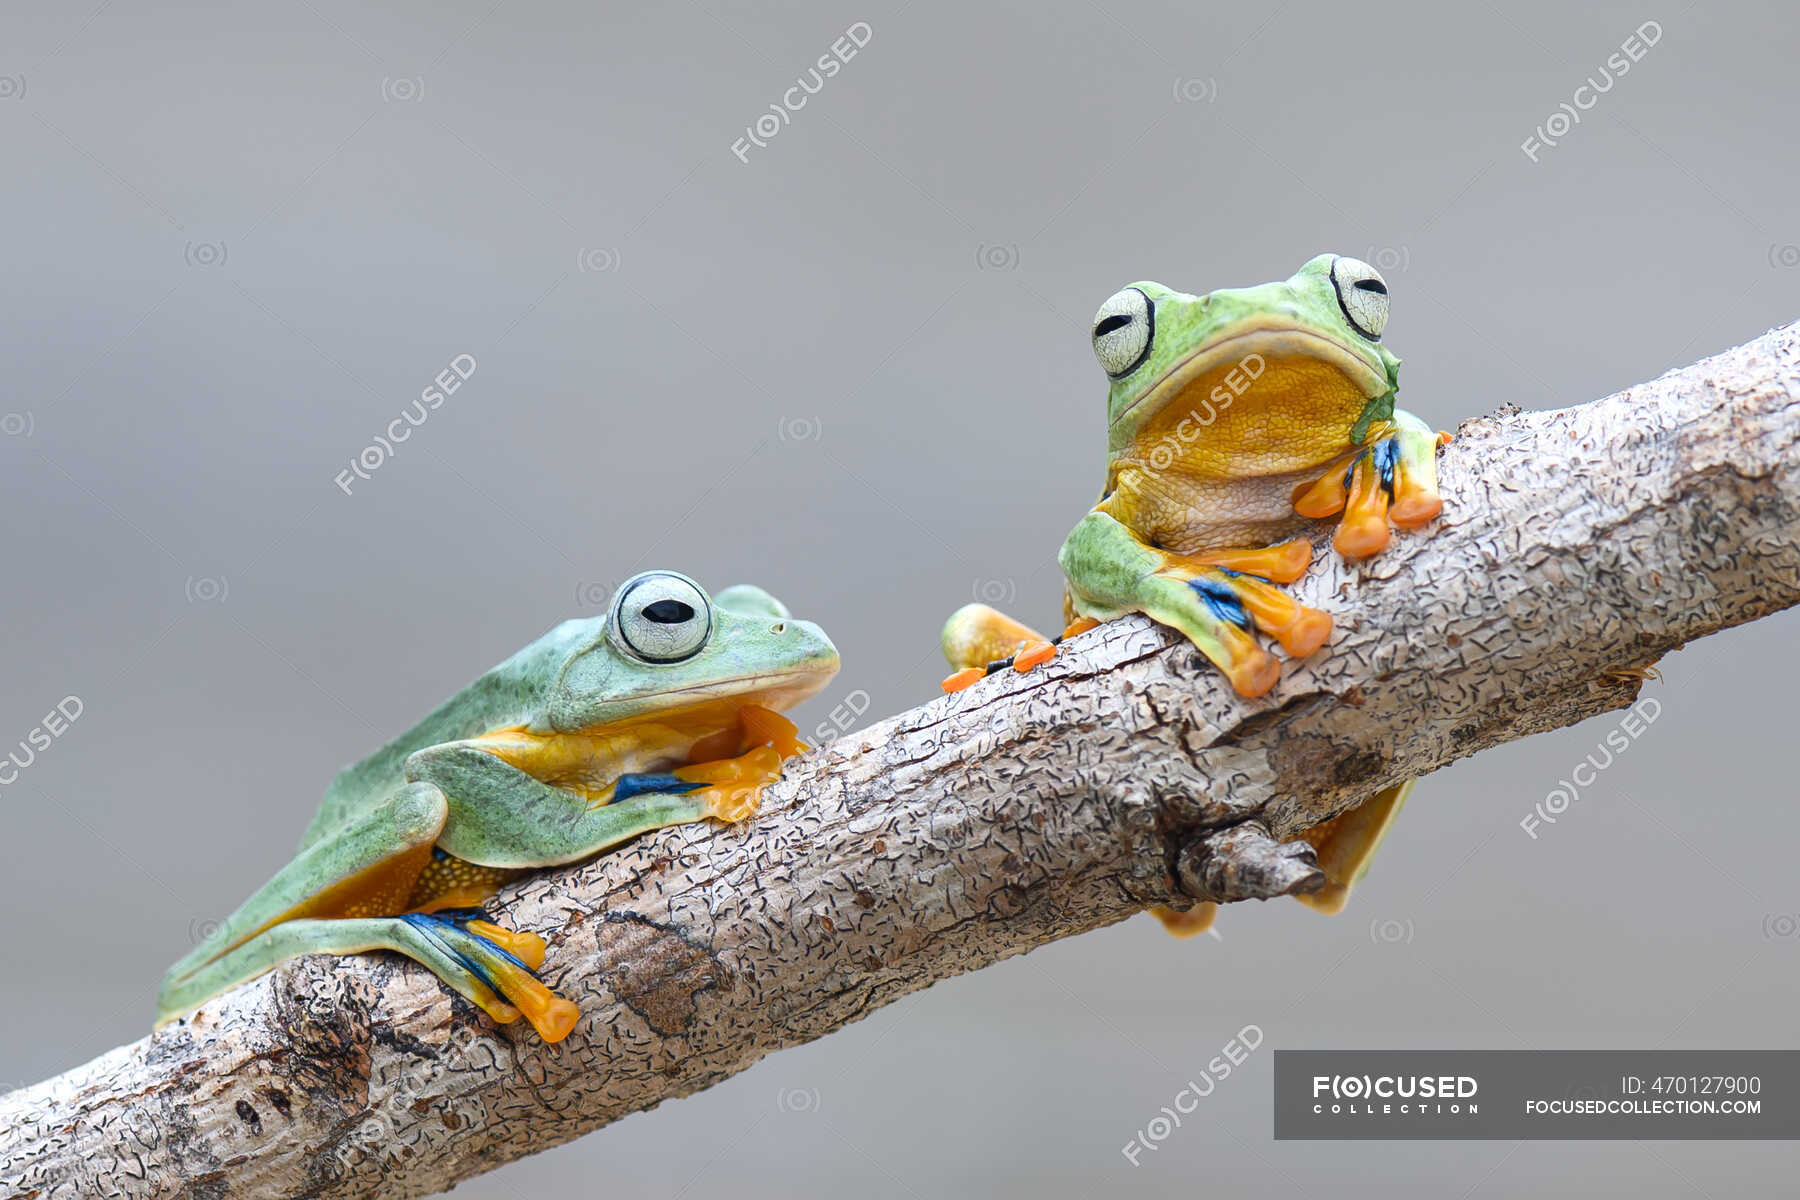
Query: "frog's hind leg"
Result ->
[[1294, 409, 1448, 559], [157, 780, 578, 1041], [157, 913, 522, 1030], [397, 909, 578, 1041], [161, 780, 449, 1004], [937, 604, 1102, 692], [1151, 778, 1407, 934], [1292, 780, 1414, 914]]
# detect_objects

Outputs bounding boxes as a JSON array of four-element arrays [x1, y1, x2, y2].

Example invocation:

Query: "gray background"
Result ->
[[3, 0, 1796, 1195]]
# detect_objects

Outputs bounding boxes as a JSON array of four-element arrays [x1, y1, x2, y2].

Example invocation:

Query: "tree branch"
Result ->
[[5, 322, 1799, 1199]]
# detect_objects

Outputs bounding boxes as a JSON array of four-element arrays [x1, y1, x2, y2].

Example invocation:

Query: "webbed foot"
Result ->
[[158, 906, 580, 1042], [938, 606, 1101, 693], [401, 909, 579, 1041], [594, 705, 805, 821], [1294, 409, 1448, 559], [672, 744, 786, 822]]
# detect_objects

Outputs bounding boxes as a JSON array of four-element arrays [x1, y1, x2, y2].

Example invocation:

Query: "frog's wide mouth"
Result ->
[[593, 663, 839, 730], [648, 666, 836, 707], [1111, 316, 1386, 431]]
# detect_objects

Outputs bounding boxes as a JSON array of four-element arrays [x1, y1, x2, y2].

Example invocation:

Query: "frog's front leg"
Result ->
[[1058, 510, 1331, 698], [1294, 407, 1449, 558], [405, 739, 775, 870]]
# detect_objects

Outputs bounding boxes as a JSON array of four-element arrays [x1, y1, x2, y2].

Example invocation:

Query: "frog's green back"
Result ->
[[297, 619, 593, 850]]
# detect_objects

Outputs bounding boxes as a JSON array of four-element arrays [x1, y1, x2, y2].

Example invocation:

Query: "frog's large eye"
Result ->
[[609, 571, 713, 663], [1329, 256, 1389, 340], [1091, 287, 1154, 378]]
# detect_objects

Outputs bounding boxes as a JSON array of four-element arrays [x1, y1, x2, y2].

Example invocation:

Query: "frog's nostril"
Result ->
[[771, 622, 786, 634]]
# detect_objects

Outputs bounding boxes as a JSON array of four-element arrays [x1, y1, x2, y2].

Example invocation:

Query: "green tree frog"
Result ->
[[939, 255, 1448, 931], [158, 571, 839, 1042]]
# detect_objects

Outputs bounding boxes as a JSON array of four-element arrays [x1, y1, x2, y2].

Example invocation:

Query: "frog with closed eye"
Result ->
[[940, 255, 1449, 928], [157, 571, 838, 1042]]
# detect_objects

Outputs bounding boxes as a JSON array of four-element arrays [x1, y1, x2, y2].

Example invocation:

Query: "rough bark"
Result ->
[[4, 322, 1799, 1199]]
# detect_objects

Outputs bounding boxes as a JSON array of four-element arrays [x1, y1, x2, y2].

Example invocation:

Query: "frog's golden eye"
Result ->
[[610, 571, 713, 663], [1329, 256, 1389, 340], [1091, 287, 1154, 378]]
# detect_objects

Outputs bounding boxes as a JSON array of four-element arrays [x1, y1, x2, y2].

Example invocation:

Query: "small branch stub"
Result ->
[[1176, 823, 1327, 902]]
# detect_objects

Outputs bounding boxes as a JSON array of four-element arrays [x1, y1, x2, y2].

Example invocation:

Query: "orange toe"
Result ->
[[1224, 648, 1281, 698], [1293, 465, 1352, 519], [1335, 456, 1392, 559], [531, 996, 582, 1043], [466, 920, 548, 971], [1196, 538, 1313, 584], [941, 667, 984, 693], [1389, 491, 1442, 529], [1012, 639, 1057, 672], [501, 969, 580, 1042], [1333, 517, 1391, 559], [1280, 607, 1333, 657], [1225, 571, 1332, 657], [738, 704, 808, 758]]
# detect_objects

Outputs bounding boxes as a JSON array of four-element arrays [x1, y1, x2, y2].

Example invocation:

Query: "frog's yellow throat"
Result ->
[[1114, 320, 1387, 482]]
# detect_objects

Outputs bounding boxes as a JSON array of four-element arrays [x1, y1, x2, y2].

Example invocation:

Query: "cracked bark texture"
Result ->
[[4, 322, 1799, 1199]]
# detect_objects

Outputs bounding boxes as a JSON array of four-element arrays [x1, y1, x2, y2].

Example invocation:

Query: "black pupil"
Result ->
[[1093, 313, 1133, 337], [642, 599, 695, 624], [1354, 278, 1388, 295]]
